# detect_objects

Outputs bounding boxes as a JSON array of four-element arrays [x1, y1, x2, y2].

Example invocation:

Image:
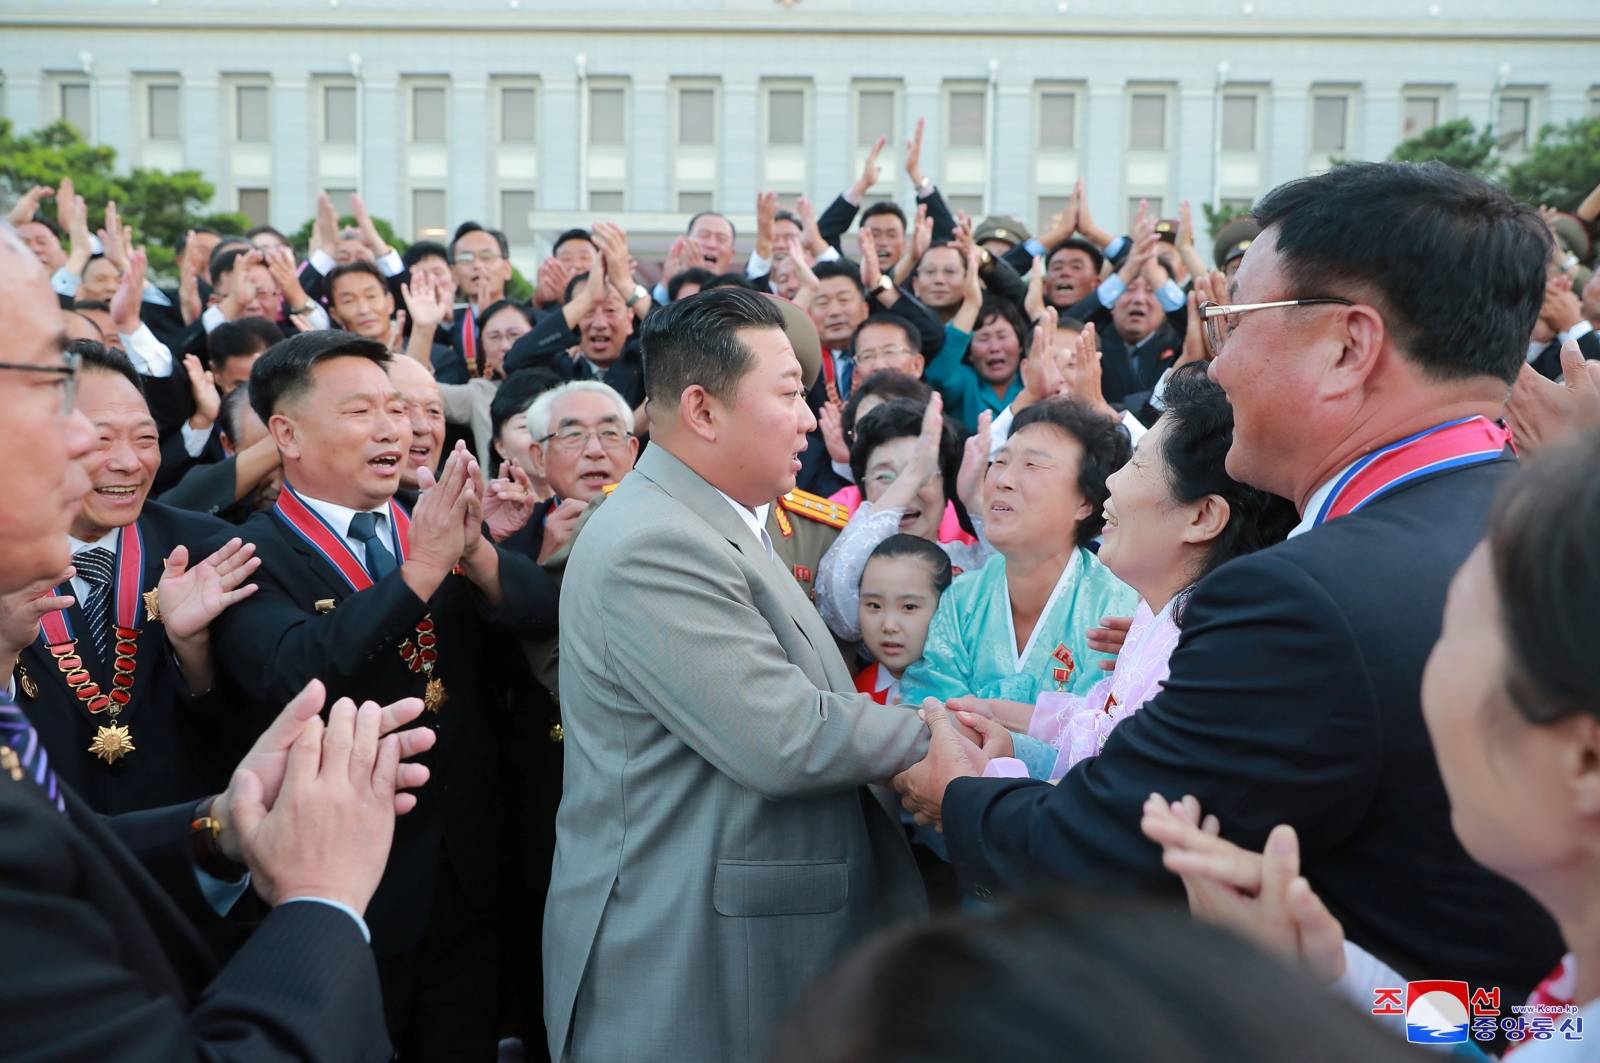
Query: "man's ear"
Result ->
[[679, 384, 719, 444], [268, 412, 300, 462]]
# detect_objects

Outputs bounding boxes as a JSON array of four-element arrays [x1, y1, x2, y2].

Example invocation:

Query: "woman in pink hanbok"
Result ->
[[953, 366, 1298, 780]]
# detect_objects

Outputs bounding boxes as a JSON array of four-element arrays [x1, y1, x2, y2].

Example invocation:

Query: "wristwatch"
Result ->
[[188, 796, 246, 880], [630, 284, 650, 305], [872, 274, 895, 297]]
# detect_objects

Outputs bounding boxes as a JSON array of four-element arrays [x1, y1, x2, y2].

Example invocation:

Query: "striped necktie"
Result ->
[[0, 695, 65, 814], [74, 546, 117, 669]]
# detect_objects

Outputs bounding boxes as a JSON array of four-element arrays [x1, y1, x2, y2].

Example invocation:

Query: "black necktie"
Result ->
[[0, 694, 65, 814], [74, 546, 116, 669], [347, 512, 397, 580]]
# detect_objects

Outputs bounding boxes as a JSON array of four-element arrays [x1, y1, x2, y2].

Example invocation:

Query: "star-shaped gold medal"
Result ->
[[89, 722, 136, 765]]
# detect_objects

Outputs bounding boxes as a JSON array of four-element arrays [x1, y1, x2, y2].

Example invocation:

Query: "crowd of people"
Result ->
[[3, 107, 1600, 1062]]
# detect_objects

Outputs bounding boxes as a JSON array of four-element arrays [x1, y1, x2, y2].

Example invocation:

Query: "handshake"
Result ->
[[208, 678, 435, 914]]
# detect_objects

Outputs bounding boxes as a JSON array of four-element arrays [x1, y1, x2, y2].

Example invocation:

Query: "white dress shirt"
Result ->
[[296, 492, 393, 572], [1286, 460, 1357, 540], [66, 527, 122, 606], [714, 489, 773, 558]]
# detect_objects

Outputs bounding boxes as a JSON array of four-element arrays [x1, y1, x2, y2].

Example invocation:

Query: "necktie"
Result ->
[[347, 511, 397, 580], [74, 546, 116, 669], [838, 355, 854, 399], [0, 695, 65, 814]]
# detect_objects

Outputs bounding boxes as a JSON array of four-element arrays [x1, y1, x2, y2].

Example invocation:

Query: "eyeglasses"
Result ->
[[454, 250, 504, 264], [539, 425, 631, 452], [1200, 298, 1353, 356], [0, 351, 80, 415], [855, 345, 915, 367]]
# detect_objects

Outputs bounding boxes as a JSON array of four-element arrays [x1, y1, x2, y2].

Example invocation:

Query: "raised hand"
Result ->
[[951, 210, 976, 260], [662, 235, 695, 286], [876, 393, 945, 514], [1024, 254, 1047, 321], [1117, 209, 1160, 284], [818, 400, 850, 466], [350, 193, 392, 257], [1140, 795, 1348, 984], [535, 255, 571, 308], [314, 191, 340, 258], [1061, 322, 1116, 421], [404, 448, 472, 599], [483, 463, 537, 542], [1177, 291, 1211, 368], [855, 135, 886, 197], [796, 195, 828, 259], [6, 184, 53, 226], [0, 567, 74, 667], [1504, 341, 1600, 455], [1074, 177, 1114, 248], [98, 200, 130, 273], [956, 409, 991, 518], [905, 117, 927, 188], [182, 353, 220, 428], [109, 247, 148, 336], [536, 498, 589, 565], [158, 539, 260, 642], [755, 190, 780, 261], [457, 448, 491, 568], [56, 178, 87, 240], [220, 250, 265, 320], [591, 221, 635, 294], [264, 245, 309, 311], [1016, 309, 1067, 412], [401, 271, 450, 331]]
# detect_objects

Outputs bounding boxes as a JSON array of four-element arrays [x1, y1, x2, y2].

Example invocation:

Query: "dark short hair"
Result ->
[[479, 298, 532, 334], [1008, 399, 1131, 546], [22, 215, 62, 239], [561, 271, 628, 305], [706, 272, 755, 291], [174, 225, 221, 262], [686, 210, 737, 244], [766, 891, 1422, 1063], [773, 210, 802, 230], [1157, 365, 1298, 623], [851, 315, 920, 357], [841, 371, 933, 441], [210, 242, 256, 283], [848, 398, 964, 509], [326, 259, 389, 301], [812, 260, 864, 295], [1047, 237, 1104, 274], [861, 201, 908, 230], [553, 228, 594, 253], [866, 533, 954, 596], [71, 339, 144, 396], [245, 224, 289, 244], [1490, 426, 1600, 726], [401, 240, 450, 271], [248, 329, 391, 425], [451, 221, 509, 259], [218, 382, 252, 445], [668, 267, 717, 302], [490, 368, 563, 443], [1253, 160, 1549, 386], [70, 299, 111, 314], [641, 287, 784, 408], [974, 297, 1030, 355], [208, 317, 284, 373]]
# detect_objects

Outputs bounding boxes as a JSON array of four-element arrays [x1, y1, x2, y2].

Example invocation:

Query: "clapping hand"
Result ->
[[1061, 321, 1117, 422], [875, 393, 944, 513], [405, 446, 473, 598], [401, 271, 451, 331], [1504, 340, 1600, 455], [818, 399, 850, 466], [109, 247, 148, 337], [0, 567, 74, 667], [1016, 307, 1067, 410], [535, 256, 572, 309], [1140, 795, 1347, 984], [350, 194, 392, 258], [183, 353, 220, 428], [854, 135, 886, 197], [6, 184, 53, 226], [905, 116, 928, 188], [99, 200, 132, 274], [483, 463, 537, 543], [158, 539, 260, 642]]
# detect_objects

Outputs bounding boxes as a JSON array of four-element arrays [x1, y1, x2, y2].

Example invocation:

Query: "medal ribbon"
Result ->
[[272, 484, 411, 592], [1314, 416, 1511, 529], [460, 304, 480, 376], [36, 523, 147, 716]]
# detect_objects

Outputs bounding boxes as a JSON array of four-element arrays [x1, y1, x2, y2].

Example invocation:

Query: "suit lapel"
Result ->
[[269, 514, 363, 602]]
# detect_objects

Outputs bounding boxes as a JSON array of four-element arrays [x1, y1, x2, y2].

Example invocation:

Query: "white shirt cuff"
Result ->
[[376, 249, 404, 277], [1156, 278, 1186, 313], [51, 266, 80, 298], [745, 251, 772, 279], [201, 304, 227, 333], [195, 865, 251, 916], [298, 303, 331, 330], [989, 404, 1016, 459], [1119, 409, 1147, 443], [815, 245, 841, 264], [652, 281, 670, 304], [1097, 274, 1127, 308], [1149, 367, 1175, 412], [1558, 319, 1594, 345], [281, 897, 372, 943], [1103, 235, 1130, 260], [180, 421, 211, 458], [307, 248, 337, 276], [830, 458, 855, 483], [841, 187, 863, 208], [118, 322, 174, 378]]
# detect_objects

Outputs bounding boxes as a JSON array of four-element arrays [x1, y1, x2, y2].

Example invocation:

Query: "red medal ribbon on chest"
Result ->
[[37, 523, 147, 713], [273, 485, 411, 592], [1315, 416, 1510, 528]]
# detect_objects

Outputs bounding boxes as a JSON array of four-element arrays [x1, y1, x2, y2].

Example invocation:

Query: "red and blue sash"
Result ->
[[1312, 416, 1511, 529], [272, 485, 411, 592], [38, 523, 146, 649], [460, 304, 480, 376]]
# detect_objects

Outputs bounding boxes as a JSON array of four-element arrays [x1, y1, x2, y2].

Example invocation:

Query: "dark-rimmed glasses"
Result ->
[[0, 350, 80, 414]]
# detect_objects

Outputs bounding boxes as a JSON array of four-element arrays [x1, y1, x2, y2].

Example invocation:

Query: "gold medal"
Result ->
[[424, 676, 447, 714], [88, 721, 136, 764], [18, 669, 37, 700], [142, 587, 162, 623]]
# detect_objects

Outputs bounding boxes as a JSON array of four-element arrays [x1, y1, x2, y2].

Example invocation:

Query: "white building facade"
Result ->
[[2, 0, 1597, 273]]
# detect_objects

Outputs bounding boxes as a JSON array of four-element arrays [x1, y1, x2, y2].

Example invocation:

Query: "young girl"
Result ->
[[855, 535, 954, 706]]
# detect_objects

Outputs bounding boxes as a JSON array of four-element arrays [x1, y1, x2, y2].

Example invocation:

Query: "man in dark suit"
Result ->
[[207, 330, 558, 1059], [3, 345, 258, 814], [1527, 273, 1600, 381], [895, 161, 1567, 1002], [817, 120, 958, 261], [0, 217, 440, 1062]]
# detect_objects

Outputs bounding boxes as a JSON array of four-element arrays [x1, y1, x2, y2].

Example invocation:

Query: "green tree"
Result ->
[[0, 119, 236, 276], [1201, 201, 1251, 243], [1388, 118, 1499, 180], [1502, 116, 1600, 213]]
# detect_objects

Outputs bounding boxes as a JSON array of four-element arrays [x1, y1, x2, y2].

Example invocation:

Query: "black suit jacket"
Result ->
[[0, 774, 388, 1061], [160, 452, 260, 525], [206, 506, 557, 955], [942, 457, 1564, 1000], [18, 503, 236, 815], [818, 185, 958, 254], [1529, 326, 1600, 380]]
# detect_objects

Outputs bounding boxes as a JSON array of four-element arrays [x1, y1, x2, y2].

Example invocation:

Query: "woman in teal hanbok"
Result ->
[[902, 399, 1138, 729]]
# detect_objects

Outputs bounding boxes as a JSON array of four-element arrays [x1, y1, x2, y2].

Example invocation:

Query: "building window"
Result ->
[[677, 191, 714, 213], [146, 84, 180, 140], [1589, 89, 1600, 117], [323, 85, 356, 143], [588, 190, 624, 212], [676, 87, 715, 147], [1037, 90, 1077, 150], [1128, 196, 1166, 219], [946, 194, 983, 216], [1037, 196, 1070, 227], [856, 87, 896, 148], [59, 81, 92, 134], [235, 85, 270, 142], [1311, 95, 1349, 153], [947, 88, 985, 149], [412, 189, 447, 238], [238, 189, 270, 227], [500, 86, 537, 144], [766, 87, 805, 146], [1402, 94, 1440, 139], [1129, 94, 1166, 151], [1497, 95, 1531, 153], [1221, 95, 1256, 152], [411, 85, 447, 144], [499, 189, 535, 247], [326, 188, 356, 215], [589, 86, 626, 146]]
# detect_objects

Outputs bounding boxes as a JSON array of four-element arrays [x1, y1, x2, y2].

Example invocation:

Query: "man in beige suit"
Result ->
[[544, 290, 930, 1061]]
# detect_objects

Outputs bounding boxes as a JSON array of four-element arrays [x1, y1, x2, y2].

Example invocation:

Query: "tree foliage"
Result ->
[[1502, 116, 1600, 214], [1388, 118, 1498, 180], [1201, 201, 1252, 243]]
